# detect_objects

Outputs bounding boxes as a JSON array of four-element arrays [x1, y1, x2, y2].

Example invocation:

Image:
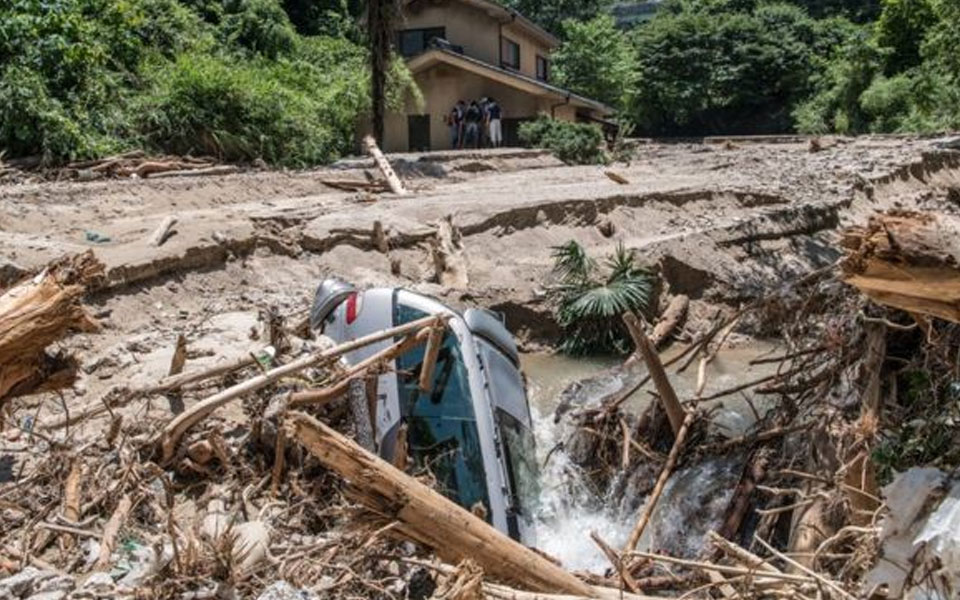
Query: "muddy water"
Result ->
[[519, 341, 781, 571]]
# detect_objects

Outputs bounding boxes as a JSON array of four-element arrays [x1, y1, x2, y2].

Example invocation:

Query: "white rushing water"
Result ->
[[529, 404, 631, 572], [521, 353, 631, 572], [520, 343, 780, 571]]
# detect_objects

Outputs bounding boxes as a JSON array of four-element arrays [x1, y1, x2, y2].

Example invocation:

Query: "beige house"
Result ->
[[378, 0, 615, 153]]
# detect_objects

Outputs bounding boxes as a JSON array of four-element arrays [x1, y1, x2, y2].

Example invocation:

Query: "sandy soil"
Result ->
[[2, 136, 960, 423]]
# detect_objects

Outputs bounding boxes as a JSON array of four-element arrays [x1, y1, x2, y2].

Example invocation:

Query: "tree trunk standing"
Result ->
[[368, 0, 395, 145]]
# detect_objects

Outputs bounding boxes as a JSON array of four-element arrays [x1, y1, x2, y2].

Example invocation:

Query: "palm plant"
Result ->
[[548, 240, 653, 355]]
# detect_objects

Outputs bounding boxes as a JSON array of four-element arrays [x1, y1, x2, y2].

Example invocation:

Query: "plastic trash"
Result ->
[[865, 468, 957, 599]]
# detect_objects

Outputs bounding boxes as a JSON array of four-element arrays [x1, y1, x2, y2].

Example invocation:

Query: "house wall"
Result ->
[[399, 1, 500, 66], [382, 63, 579, 152], [500, 22, 550, 80]]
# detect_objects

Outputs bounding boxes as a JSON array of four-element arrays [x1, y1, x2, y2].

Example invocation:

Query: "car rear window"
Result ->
[[394, 303, 491, 517]]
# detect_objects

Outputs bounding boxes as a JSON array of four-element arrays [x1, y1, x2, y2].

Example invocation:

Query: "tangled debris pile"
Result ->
[[0, 262, 649, 600], [558, 209, 960, 599]]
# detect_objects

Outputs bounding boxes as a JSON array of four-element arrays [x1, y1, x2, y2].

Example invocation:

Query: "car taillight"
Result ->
[[345, 292, 360, 325]]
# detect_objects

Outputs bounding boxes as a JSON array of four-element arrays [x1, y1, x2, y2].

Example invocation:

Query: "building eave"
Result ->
[[407, 49, 616, 116]]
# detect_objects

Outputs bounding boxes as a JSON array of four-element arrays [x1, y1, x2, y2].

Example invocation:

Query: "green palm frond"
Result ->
[[560, 275, 651, 321], [548, 239, 655, 355], [605, 242, 641, 283], [551, 240, 596, 284]]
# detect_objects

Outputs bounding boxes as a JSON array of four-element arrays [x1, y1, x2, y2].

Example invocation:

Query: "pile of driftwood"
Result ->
[[557, 209, 960, 599], [0, 151, 239, 183]]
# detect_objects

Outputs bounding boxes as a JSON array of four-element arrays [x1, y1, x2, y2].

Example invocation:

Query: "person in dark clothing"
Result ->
[[464, 101, 483, 149], [486, 97, 503, 148], [446, 100, 465, 149]]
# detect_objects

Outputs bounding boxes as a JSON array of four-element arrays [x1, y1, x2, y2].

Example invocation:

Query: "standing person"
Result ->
[[487, 97, 503, 148], [479, 97, 491, 148], [464, 100, 482, 149], [447, 100, 465, 149]]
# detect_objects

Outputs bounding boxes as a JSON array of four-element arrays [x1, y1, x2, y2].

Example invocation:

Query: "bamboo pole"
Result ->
[[419, 325, 445, 392], [623, 411, 695, 553], [158, 315, 444, 463], [363, 135, 407, 195], [289, 329, 432, 407], [285, 411, 597, 597]]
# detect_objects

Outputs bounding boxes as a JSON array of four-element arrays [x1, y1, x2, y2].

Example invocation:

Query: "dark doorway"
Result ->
[[501, 118, 531, 148], [408, 115, 431, 152]]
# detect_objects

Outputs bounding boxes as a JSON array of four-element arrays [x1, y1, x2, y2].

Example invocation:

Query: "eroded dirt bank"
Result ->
[[3, 137, 959, 352]]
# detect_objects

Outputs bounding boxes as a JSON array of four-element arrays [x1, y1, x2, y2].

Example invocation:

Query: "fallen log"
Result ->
[[0, 252, 103, 409], [285, 411, 597, 597], [158, 314, 445, 463], [149, 165, 238, 179], [318, 178, 389, 193], [148, 216, 178, 247], [842, 210, 960, 323], [649, 295, 689, 349]]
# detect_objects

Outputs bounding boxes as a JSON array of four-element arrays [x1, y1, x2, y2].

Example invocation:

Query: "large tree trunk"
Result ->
[[286, 411, 598, 597], [0, 252, 102, 409], [842, 210, 960, 323], [368, 0, 396, 145]]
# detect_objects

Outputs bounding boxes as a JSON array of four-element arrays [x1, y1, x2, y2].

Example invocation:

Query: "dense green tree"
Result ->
[[786, 0, 880, 22], [630, 2, 820, 135], [922, 0, 960, 79], [552, 15, 636, 111], [0, 0, 418, 164], [875, 0, 937, 73], [501, 0, 614, 36]]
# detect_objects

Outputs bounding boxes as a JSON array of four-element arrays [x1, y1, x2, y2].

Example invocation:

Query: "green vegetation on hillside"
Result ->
[[0, 0, 416, 166], [3, 0, 957, 166]]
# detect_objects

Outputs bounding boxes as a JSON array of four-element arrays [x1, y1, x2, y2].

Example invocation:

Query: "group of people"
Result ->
[[446, 97, 503, 149]]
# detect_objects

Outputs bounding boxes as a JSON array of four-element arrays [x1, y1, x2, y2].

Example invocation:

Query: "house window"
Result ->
[[397, 27, 446, 58], [536, 55, 549, 82], [501, 37, 520, 70]]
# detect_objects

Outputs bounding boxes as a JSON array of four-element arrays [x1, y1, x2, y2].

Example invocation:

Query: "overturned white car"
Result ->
[[310, 281, 539, 545]]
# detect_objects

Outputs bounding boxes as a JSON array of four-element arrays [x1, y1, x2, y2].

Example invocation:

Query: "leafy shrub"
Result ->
[[130, 45, 366, 166], [0, 0, 387, 166], [547, 241, 653, 356], [519, 116, 606, 165], [220, 0, 298, 58]]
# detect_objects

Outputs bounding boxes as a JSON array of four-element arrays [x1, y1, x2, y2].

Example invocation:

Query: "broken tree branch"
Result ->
[[624, 411, 696, 553], [289, 328, 434, 407], [623, 313, 686, 436]]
